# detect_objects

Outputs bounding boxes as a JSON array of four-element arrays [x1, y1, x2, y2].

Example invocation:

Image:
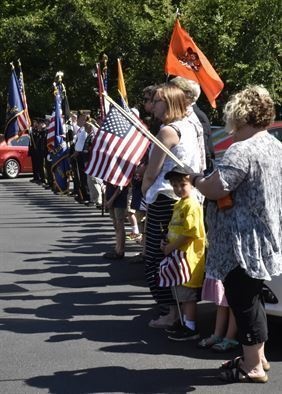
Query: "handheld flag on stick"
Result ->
[[85, 94, 188, 187], [85, 103, 150, 187], [103, 94, 184, 167], [165, 19, 224, 108], [117, 58, 128, 106], [4, 64, 28, 141], [159, 249, 191, 287]]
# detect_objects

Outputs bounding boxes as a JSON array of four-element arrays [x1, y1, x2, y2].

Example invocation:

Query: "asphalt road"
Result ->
[[0, 176, 281, 394]]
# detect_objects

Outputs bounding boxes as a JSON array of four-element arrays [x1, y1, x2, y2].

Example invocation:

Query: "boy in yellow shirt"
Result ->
[[160, 165, 206, 340]]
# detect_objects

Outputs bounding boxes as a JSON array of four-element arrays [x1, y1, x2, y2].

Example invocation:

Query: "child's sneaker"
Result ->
[[167, 325, 200, 341], [164, 320, 182, 334]]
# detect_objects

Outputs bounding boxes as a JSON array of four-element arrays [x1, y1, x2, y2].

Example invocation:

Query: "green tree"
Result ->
[[0, 0, 281, 126], [179, 0, 282, 117]]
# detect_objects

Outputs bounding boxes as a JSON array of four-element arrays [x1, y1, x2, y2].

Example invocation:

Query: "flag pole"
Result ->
[[103, 93, 184, 168], [172, 286, 184, 326], [101, 53, 108, 92], [18, 58, 31, 129]]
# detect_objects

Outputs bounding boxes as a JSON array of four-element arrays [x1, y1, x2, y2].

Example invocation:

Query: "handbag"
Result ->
[[158, 249, 191, 287]]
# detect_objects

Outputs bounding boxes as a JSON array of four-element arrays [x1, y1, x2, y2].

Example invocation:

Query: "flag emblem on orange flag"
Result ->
[[165, 19, 224, 108]]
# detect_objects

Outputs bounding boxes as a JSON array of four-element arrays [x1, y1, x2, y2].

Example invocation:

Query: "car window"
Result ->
[[268, 128, 282, 142], [10, 135, 30, 147]]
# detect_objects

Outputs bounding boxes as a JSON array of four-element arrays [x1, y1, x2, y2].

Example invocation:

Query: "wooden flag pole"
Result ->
[[103, 93, 184, 168]]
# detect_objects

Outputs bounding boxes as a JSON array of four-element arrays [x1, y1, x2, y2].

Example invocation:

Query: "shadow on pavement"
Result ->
[[26, 366, 226, 393]]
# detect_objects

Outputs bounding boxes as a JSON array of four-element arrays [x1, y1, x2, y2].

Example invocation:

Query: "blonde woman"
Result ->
[[142, 84, 202, 328], [189, 86, 282, 383]]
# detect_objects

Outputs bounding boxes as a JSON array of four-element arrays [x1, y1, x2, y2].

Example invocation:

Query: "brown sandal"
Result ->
[[219, 362, 268, 383], [220, 356, 270, 372]]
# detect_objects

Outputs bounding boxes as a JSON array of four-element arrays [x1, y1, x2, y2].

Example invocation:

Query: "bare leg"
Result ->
[[198, 305, 228, 347], [214, 306, 229, 337], [127, 211, 139, 234], [225, 308, 237, 339], [241, 342, 266, 377], [182, 301, 197, 321], [115, 217, 125, 255], [260, 343, 268, 366]]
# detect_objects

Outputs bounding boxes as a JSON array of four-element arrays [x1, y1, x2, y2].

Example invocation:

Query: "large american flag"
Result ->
[[85, 105, 150, 187], [159, 249, 191, 287], [5, 68, 29, 141], [46, 111, 56, 150], [47, 84, 64, 151], [17, 64, 31, 131]]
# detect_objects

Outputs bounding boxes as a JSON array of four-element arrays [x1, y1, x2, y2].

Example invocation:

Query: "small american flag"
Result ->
[[159, 249, 191, 287], [85, 105, 150, 187]]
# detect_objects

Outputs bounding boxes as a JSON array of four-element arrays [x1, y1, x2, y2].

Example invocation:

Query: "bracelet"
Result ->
[[192, 175, 202, 187]]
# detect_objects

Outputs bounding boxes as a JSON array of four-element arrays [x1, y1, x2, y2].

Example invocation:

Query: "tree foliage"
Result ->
[[0, 0, 281, 125]]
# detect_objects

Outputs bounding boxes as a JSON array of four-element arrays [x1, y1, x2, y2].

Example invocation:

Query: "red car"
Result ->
[[212, 121, 282, 160], [0, 134, 32, 178]]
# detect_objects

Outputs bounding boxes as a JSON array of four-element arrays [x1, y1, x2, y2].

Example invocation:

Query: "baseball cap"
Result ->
[[164, 164, 194, 180]]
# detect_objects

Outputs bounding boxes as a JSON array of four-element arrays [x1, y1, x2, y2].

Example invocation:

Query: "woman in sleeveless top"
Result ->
[[141, 84, 203, 328]]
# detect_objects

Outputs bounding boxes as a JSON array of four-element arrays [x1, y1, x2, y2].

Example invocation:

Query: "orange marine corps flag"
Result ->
[[165, 19, 224, 107]]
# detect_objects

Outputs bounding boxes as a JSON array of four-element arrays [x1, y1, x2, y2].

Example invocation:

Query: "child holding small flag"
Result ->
[[159, 164, 206, 340]]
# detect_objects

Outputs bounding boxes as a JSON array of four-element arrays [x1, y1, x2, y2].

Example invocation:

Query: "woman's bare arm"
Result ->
[[141, 125, 179, 195], [191, 170, 230, 200]]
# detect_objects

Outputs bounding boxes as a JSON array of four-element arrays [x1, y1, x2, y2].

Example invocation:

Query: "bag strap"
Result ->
[[167, 123, 181, 139]]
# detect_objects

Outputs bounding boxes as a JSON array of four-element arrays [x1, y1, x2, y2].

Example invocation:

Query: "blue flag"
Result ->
[[5, 68, 26, 141], [51, 91, 70, 193]]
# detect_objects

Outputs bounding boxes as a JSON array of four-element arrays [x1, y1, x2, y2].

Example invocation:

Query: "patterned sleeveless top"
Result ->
[[145, 116, 202, 204]]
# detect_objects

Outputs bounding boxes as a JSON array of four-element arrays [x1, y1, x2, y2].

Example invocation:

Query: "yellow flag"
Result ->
[[117, 58, 128, 105]]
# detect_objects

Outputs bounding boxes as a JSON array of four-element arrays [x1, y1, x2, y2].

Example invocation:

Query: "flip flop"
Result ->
[[212, 338, 239, 353], [197, 334, 222, 349]]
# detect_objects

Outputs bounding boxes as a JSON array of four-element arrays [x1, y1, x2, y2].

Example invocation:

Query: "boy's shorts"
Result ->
[[173, 286, 202, 303]]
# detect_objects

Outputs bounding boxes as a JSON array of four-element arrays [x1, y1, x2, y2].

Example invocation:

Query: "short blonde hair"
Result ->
[[224, 85, 275, 132], [169, 77, 201, 103], [155, 84, 187, 124]]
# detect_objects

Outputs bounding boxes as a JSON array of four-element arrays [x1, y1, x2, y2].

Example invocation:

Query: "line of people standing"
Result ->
[[28, 110, 103, 207], [140, 81, 282, 384]]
